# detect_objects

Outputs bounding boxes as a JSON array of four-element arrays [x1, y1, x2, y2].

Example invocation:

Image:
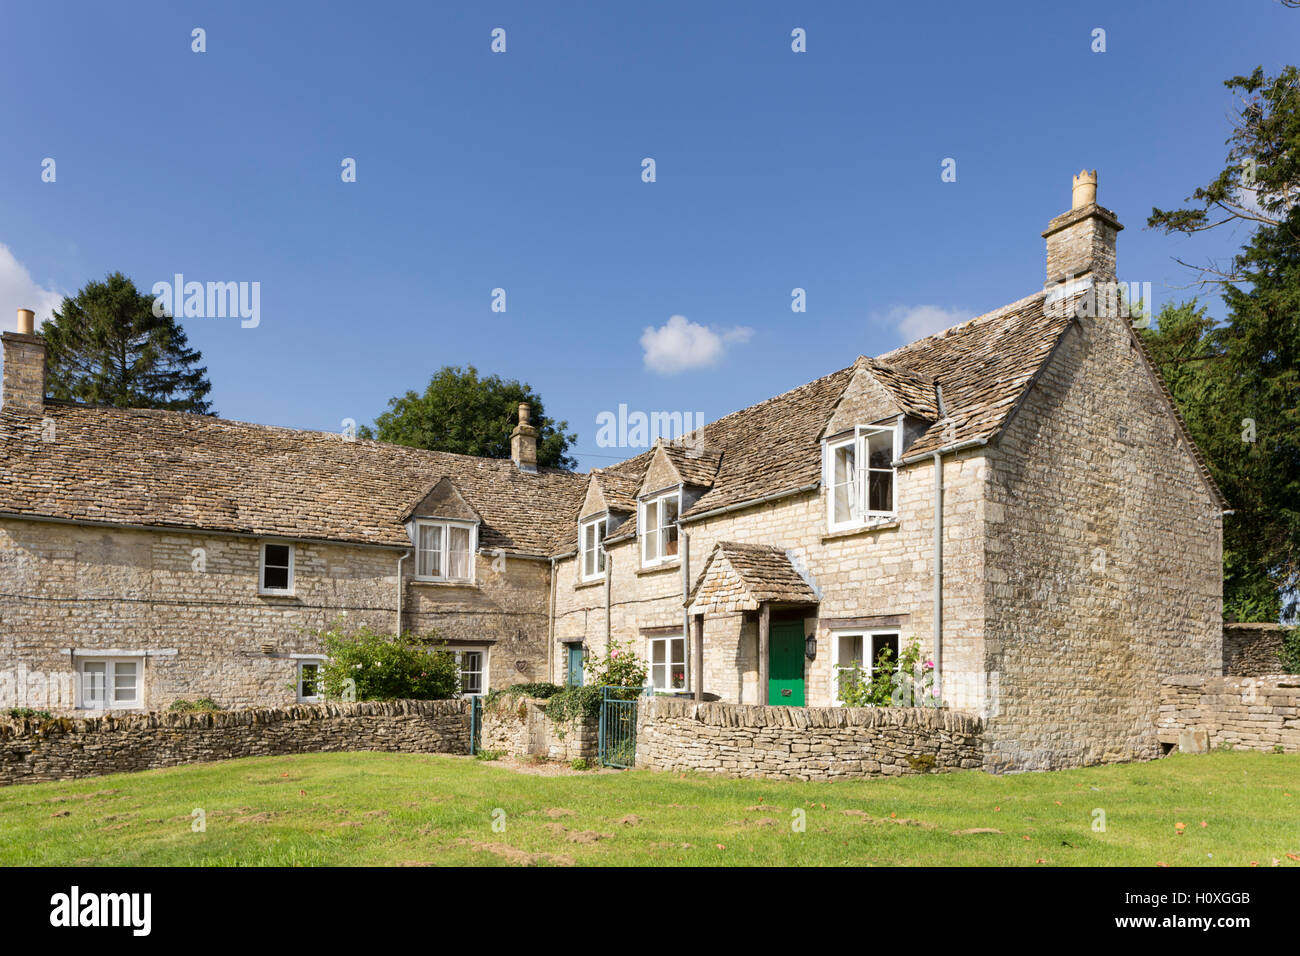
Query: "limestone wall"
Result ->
[[635, 697, 984, 780], [0, 698, 470, 786], [1158, 675, 1300, 753], [0, 517, 551, 712], [981, 311, 1223, 771], [551, 447, 989, 712], [479, 695, 598, 763]]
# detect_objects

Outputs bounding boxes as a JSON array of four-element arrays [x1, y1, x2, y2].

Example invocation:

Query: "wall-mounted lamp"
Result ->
[[805, 634, 817, 660]]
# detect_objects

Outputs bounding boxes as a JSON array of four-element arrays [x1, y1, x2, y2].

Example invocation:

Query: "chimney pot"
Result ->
[[3, 309, 47, 411], [1043, 169, 1122, 286], [1071, 169, 1098, 210], [510, 402, 539, 473]]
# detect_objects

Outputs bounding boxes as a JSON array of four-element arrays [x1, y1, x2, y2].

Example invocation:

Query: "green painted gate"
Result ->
[[768, 621, 806, 706], [597, 686, 643, 768]]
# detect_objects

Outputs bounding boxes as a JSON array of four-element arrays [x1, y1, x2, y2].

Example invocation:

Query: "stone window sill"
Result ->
[[409, 579, 479, 589], [635, 560, 682, 578], [574, 578, 605, 591], [821, 520, 899, 544]]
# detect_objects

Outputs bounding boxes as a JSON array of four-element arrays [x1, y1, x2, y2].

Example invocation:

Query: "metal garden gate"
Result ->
[[597, 686, 643, 768]]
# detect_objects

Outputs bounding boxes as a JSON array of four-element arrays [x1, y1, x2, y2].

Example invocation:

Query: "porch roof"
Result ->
[[685, 541, 819, 612]]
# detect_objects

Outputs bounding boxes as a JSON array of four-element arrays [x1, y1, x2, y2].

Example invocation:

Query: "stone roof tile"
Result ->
[[0, 404, 587, 554]]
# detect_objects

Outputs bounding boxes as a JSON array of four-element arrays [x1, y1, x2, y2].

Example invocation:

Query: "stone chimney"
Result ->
[[1042, 169, 1123, 286], [2, 309, 47, 412], [510, 402, 538, 473]]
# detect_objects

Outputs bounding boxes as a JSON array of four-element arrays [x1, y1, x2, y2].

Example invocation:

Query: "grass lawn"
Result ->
[[1, 751, 1297, 866]]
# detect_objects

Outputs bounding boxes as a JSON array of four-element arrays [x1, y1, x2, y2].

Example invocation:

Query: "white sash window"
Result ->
[[580, 517, 608, 581], [412, 520, 478, 583]]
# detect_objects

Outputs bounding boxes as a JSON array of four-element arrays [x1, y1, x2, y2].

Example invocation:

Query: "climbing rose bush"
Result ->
[[315, 623, 460, 701], [585, 639, 648, 688]]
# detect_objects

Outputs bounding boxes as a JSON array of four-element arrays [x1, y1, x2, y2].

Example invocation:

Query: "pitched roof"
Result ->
[[856, 358, 940, 419], [660, 441, 724, 488], [594, 290, 1126, 531], [876, 291, 1071, 459], [590, 469, 640, 513], [3, 282, 1220, 558], [578, 291, 1090, 543], [0, 404, 587, 554], [401, 476, 481, 523], [686, 541, 819, 610], [674, 366, 858, 520]]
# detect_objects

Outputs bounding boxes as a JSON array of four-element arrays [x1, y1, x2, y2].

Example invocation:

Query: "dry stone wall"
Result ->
[[1222, 624, 1290, 677], [479, 695, 598, 763], [1159, 675, 1300, 753], [635, 697, 984, 780], [0, 698, 470, 786]]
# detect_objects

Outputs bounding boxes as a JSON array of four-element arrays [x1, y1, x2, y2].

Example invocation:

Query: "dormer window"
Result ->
[[413, 519, 477, 583], [580, 516, 607, 581], [640, 489, 680, 567], [826, 424, 900, 531]]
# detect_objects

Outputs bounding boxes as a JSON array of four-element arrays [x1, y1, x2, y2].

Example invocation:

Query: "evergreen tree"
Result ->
[[43, 272, 214, 413], [1147, 65, 1300, 619]]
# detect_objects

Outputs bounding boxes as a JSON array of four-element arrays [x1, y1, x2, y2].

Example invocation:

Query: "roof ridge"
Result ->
[[47, 403, 587, 480], [590, 364, 856, 476], [876, 289, 1049, 362]]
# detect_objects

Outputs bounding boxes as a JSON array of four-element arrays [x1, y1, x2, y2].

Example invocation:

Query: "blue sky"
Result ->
[[1, 0, 1296, 469]]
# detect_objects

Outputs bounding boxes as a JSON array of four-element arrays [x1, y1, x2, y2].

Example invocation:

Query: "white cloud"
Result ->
[[0, 243, 64, 328], [640, 314, 754, 375], [883, 304, 970, 342]]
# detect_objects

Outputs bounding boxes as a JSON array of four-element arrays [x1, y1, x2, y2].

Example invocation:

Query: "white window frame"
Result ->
[[647, 634, 687, 692], [78, 656, 144, 711], [455, 647, 488, 697], [639, 489, 681, 567], [580, 516, 608, 582], [830, 629, 901, 706], [259, 541, 295, 595], [411, 519, 478, 583], [296, 657, 326, 703], [825, 422, 901, 531]]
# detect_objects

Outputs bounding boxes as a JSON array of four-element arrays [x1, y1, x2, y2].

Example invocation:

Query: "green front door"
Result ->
[[768, 621, 805, 706]]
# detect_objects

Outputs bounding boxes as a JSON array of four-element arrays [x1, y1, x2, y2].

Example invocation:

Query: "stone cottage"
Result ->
[[0, 172, 1226, 771]]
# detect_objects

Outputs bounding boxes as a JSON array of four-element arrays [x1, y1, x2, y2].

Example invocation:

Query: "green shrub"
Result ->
[[570, 758, 591, 771], [837, 638, 940, 708], [540, 641, 647, 736], [5, 708, 52, 720], [167, 698, 221, 713], [544, 684, 605, 729], [316, 624, 460, 701], [586, 639, 647, 689], [474, 749, 504, 761]]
